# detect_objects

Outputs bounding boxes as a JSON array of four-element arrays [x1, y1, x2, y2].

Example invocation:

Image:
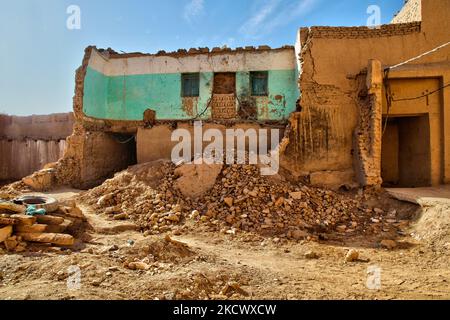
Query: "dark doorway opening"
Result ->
[[381, 115, 431, 188]]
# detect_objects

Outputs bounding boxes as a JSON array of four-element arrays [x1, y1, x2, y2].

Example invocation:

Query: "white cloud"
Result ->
[[239, 0, 281, 37], [183, 0, 205, 23], [240, 0, 320, 38]]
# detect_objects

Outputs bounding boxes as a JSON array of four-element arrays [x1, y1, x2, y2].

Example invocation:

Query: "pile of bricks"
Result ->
[[0, 201, 81, 252]]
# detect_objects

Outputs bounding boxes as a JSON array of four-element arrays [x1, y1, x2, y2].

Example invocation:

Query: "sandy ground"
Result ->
[[1, 188, 449, 300]]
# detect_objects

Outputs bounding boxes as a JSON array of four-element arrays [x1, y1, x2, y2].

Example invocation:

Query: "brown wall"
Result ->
[[137, 123, 284, 164], [0, 113, 74, 140], [287, 0, 450, 188], [0, 113, 74, 181]]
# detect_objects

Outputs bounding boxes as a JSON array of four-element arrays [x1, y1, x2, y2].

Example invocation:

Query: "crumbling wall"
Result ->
[[55, 123, 136, 189], [282, 0, 449, 188], [81, 46, 299, 123], [0, 113, 73, 182]]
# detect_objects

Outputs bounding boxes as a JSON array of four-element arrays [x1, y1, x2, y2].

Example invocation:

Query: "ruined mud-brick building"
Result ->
[[285, 0, 449, 189], [55, 0, 449, 190]]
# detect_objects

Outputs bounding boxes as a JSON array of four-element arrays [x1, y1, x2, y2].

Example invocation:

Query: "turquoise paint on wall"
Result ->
[[83, 67, 299, 121]]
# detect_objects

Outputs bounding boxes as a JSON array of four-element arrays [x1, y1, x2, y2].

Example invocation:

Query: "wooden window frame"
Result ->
[[181, 73, 200, 97], [250, 71, 269, 96]]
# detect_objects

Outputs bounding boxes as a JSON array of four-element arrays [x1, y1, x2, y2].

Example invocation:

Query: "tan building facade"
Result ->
[[283, 0, 450, 189]]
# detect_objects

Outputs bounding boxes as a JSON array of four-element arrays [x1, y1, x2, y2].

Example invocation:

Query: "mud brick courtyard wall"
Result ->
[[0, 113, 74, 182], [281, 0, 450, 189]]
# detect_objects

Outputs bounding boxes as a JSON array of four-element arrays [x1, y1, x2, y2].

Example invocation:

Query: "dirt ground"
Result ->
[[0, 187, 449, 300]]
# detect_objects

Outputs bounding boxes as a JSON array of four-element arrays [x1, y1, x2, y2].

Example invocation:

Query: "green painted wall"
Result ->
[[83, 66, 298, 121]]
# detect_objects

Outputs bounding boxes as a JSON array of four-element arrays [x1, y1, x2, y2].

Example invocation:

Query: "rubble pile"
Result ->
[[188, 164, 396, 238], [79, 161, 186, 233], [0, 200, 82, 252], [80, 160, 399, 239]]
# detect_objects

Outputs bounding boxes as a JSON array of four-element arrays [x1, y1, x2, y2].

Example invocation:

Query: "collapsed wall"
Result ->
[[281, 0, 450, 188], [0, 113, 73, 182]]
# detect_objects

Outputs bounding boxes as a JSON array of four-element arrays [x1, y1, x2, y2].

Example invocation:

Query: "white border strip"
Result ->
[[88, 49, 296, 76]]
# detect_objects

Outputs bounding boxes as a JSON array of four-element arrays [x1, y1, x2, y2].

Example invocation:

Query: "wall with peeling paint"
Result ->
[[82, 48, 299, 121]]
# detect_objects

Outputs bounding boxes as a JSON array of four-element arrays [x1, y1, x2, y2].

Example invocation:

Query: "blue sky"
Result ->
[[0, 0, 405, 116]]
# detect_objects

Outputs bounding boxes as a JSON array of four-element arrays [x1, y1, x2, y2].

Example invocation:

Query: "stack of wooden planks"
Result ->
[[0, 202, 78, 251]]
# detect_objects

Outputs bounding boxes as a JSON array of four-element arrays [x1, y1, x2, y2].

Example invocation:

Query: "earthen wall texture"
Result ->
[[0, 113, 74, 181], [284, 0, 449, 187]]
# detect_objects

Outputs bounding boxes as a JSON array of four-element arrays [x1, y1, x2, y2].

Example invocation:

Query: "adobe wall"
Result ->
[[137, 123, 285, 164], [0, 113, 74, 182], [79, 46, 299, 123], [283, 0, 450, 188], [54, 124, 136, 189]]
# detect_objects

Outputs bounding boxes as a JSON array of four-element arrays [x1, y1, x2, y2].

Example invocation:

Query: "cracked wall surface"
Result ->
[[281, 0, 449, 188]]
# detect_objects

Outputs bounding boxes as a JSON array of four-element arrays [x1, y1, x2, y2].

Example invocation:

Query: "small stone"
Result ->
[[224, 197, 234, 207], [275, 197, 285, 207], [291, 229, 308, 240], [289, 192, 302, 200], [374, 208, 384, 214], [380, 239, 397, 250], [113, 213, 129, 220], [166, 213, 180, 222], [248, 191, 258, 197], [108, 244, 119, 252], [345, 249, 359, 262], [190, 210, 200, 219], [304, 250, 319, 259], [128, 261, 150, 270]]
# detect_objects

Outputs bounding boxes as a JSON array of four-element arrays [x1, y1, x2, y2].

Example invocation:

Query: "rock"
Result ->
[[113, 213, 129, 220], [275, 197, 285, 207], [374, 208, 384, 214], [345, 249, 359, 262], [166, 213, 180, 222], [0, 225, 13, 243], [22, 169, 56, 191], [174, 161, 223, 199], [248, 191, 258, 197], [223, 197, 234, 207], [220, 281, 249, 297], [380, 239, 397, 250], [127, 261, 150, 271], [304, 250, 319, 259], [4, 237, 18, 251], [108, 244, 119, 252], [97, 193, 114, 206], [291, 229, 308, 240], [289, 192, 303, 200], [190, 210, 200, 219]]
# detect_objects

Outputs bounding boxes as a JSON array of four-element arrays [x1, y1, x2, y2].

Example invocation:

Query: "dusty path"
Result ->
[[0, 187, 449, 300]]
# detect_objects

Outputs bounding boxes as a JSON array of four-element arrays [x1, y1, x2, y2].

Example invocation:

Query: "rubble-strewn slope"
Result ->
[[79, 161, 405, 240]]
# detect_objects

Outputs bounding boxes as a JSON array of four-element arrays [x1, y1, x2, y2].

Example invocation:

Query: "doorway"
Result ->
[[211, 73, 236, 119], [381, 115, 431, 187]]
